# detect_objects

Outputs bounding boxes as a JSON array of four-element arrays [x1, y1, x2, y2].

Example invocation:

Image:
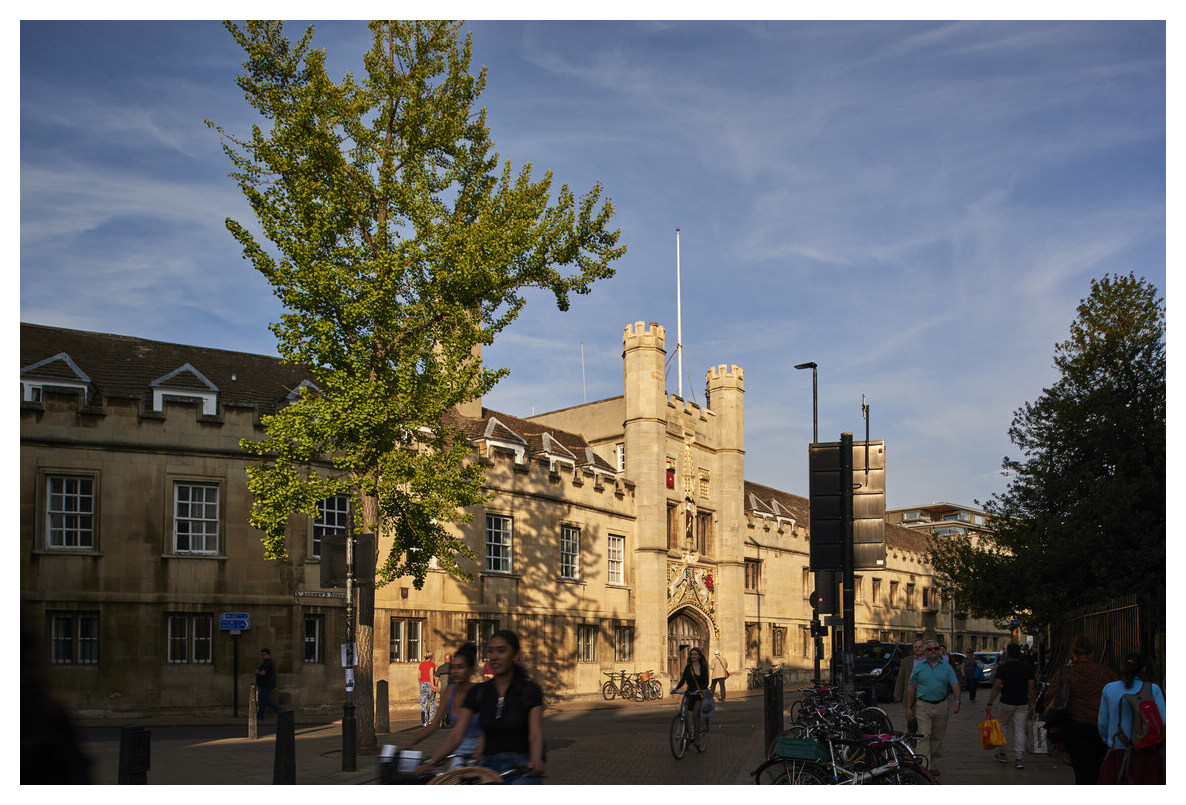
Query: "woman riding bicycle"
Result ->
[[418, 629, 546, 784], [401, 642, 483, 761], [672, 646, 711, 748]]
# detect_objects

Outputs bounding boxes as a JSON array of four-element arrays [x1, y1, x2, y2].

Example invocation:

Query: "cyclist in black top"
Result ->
[[419, 629, 545, 784], [672, 646, 710, 748]]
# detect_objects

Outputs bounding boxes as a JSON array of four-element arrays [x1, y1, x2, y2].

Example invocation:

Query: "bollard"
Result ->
[[117, 724, 150, 784], [248, 684, 259, 739], [375, 680, 390, 733], [273, 709, 296, 784]]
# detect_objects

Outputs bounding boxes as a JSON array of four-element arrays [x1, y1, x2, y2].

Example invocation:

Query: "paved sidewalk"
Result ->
[[72, 689, 1075, 785]]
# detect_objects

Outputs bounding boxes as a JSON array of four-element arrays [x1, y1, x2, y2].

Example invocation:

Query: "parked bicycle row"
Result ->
[[752, 684, 937, 784], [602, 670, 666, 702]]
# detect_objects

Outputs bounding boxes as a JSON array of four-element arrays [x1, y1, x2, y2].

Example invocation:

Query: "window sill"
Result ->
[[32, 548, 102, 557], [163, 553, 228, 561], [605, 583, 630, 590], [558, 577, 586, 586]]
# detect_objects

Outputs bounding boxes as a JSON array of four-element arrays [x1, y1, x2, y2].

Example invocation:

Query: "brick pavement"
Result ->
[[72, 688, 1076, 785]]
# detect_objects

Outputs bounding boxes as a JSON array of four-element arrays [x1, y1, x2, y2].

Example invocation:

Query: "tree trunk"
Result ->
[[355, 493, 380, 752], [357, 584, 376, 750]]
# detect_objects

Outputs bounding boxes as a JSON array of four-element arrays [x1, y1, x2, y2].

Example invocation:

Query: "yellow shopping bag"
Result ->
[[979, 718, 1008, 750]]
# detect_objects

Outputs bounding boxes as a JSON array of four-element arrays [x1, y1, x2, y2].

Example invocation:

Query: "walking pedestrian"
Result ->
[[985, 642, 1035, 769], [1037, 634, 1116, 784], [418, 651, 439, 727], [1097, 653, 1165, 784], [255, 648, 283, 719], [709, 650, 729, 702], [964, 652, 982, 702], [894, 638, 926, 733], [436, 652, 454, 727], [905, 638, 961, 778]]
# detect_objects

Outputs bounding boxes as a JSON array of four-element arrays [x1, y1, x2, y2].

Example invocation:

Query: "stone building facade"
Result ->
[[20, 320, 1005, 720]]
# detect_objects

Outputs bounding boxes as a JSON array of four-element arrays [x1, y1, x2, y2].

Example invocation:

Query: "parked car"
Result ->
[[852, 641, 911, 703], [974, 651, 1001, 685]]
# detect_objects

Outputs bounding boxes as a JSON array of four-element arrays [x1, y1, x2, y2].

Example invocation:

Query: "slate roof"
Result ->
[[20, 323, 312, 415], [442, 406, 618, 474]]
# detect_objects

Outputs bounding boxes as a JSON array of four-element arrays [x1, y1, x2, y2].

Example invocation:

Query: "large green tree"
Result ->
[[929, 273, 1165, 633], [207, 20, 624, 749]]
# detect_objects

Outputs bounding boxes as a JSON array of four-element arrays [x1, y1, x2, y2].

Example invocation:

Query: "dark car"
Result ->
[[852, 641, 911, 703]]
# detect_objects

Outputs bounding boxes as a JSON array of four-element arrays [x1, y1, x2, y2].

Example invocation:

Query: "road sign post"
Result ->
[[218, 613, 250, 718]]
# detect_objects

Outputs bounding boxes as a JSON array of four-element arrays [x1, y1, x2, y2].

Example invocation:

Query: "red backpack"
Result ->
[[1115, 680, 1165, 751]]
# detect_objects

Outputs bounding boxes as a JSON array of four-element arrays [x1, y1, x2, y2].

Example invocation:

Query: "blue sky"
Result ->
[[19, 17, 1168, 509]]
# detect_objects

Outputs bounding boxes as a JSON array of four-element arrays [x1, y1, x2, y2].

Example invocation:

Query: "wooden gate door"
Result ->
[[667, 610, 706, 679]]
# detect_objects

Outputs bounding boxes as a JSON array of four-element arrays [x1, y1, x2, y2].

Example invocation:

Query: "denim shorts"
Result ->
[[482, 751, 542, 785]]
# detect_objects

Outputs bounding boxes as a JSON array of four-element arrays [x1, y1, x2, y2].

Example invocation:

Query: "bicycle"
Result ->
[[602, 670, 638, 701], [752, 727, 935, 784], [669, 690, 710, 759], [379, 747, 541, 784], [629, 670, 664, 701]]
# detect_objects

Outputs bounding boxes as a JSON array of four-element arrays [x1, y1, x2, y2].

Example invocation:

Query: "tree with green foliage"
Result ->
[[929, 273, 1165, 634], [207, 19, 624, 750]]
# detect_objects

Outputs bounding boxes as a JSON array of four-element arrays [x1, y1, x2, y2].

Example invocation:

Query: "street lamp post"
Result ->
[[794, 362, 818, 443], [794, 361, 822, 683]]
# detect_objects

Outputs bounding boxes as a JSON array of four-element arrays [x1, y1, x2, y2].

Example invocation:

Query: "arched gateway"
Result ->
[[667, 608, 710, 679]]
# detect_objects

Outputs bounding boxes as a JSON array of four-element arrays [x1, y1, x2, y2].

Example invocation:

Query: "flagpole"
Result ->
[[676, 228, 683, 399]]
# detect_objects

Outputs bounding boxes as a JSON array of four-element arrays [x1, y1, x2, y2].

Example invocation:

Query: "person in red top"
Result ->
[[418, 651, 439, 727]]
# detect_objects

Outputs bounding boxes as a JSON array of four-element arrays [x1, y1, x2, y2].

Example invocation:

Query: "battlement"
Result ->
[[622, 321, 666, 349], [705, 364, 744, 388]]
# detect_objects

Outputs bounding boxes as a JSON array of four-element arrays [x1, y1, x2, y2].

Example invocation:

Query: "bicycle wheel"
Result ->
[[856, 706, 893, 734], [696, 718, 709, 752], [768, 760, 831, 784], [885, 764, 937, 784], [621, 681, 639, 701], [670, 714, 688, 760], [601, 680, 617, 701], [426, 766, 506, 785], [649, 679, 664, 699]]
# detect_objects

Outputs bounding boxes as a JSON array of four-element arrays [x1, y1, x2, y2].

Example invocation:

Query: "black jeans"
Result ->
[[710, 677, 727, 701], [1060, 719, 1107, 784], [257, 686, 282, 718]]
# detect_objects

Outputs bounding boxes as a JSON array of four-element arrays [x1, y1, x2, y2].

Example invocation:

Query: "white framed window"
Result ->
[[173, 482, 220, 554], [560, 525, 580, 580], [614, 625, 634, 662], [46, 475, 95, 550], [304, 615, 325, 663], [49, 612, 99, 665], [485, 514, 513, 573], [615, 443, 625, 471], [577, 625, 597, 662], [390, 618, 424, 663], [607, 534, 625, 586], [167, 614, 212, 664], [313, 496, 350, 559]]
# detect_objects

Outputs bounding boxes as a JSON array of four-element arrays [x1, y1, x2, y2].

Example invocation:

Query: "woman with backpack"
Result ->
[[1097, 653, 1165, 784]]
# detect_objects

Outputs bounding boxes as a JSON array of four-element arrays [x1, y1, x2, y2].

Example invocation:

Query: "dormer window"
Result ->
[[21, 352, 93, 403], [541, 433, 577, 471], [150, 364, 219, 415], [482, 417, 528, 463]]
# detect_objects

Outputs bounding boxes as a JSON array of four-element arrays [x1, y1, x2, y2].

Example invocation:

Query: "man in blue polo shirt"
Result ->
[[906, 638, 961, 777]]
